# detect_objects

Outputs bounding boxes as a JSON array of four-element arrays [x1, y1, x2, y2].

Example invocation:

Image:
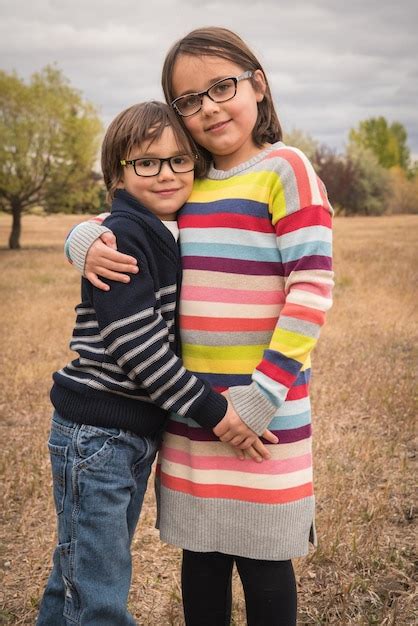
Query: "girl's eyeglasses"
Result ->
[[120, 154, 197, 177], [171, 71, 253, 117]]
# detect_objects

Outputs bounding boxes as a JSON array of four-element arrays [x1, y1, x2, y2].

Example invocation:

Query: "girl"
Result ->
[[66, 27, 333, 626]]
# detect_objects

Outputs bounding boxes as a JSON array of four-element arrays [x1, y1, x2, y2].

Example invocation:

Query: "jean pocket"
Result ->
[[48, 443, 68, 515], [75, 424, 120, 467]]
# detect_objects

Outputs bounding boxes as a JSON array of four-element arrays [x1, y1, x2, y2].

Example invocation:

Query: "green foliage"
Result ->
[[349, 116, 411, 171], [344, 144, 390, 215], [283, 128, 318, 162], [0, 65, 103, 247]]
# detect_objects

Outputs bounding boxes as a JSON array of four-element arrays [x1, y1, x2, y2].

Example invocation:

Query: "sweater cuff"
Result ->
[[228, 382, 278, 435], [68, 222, 112, 274], [190, 391, 228, 429]]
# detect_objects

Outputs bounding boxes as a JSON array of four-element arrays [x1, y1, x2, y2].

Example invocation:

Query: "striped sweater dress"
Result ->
[[155, 142, 334, 560]]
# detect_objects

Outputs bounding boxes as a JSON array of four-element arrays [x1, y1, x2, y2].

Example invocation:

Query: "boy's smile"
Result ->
[[118, 126, 194, 220]]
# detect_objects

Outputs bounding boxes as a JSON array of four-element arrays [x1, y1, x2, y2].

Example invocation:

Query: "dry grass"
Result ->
[[0, 214, 417, 625]]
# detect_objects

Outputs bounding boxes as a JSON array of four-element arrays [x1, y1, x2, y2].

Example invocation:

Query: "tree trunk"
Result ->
[[9, 203, 22, 249]]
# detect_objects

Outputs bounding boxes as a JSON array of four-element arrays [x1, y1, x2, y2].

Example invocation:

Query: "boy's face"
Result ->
[[118, 126, 194, 220]]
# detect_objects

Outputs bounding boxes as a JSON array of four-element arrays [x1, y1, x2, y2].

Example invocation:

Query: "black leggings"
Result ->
[[181, 550, 297, 626]]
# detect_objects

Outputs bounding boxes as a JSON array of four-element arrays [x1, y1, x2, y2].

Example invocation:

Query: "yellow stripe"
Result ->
[[191, 171, 279, 204], [183, 356, 257, 374], [269, 328, 317, 363], [183, 344, 265, 360]]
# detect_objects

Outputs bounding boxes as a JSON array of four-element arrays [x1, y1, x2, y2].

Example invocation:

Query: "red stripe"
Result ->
[[257, 360, 297, 387], [286, 383, 309, 400], [180, 213, 274, 233], [276, 205, 332, 236], [281, 303, 325, 325], [160, 472, 313, 504], [180, 316, 276, 331]]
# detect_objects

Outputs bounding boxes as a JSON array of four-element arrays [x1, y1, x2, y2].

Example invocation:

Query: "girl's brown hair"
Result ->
[[161, 27, 282, 167], [101, 100, 202, 200]]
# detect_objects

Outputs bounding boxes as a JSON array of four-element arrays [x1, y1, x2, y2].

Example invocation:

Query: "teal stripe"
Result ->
[[269, 410, 311, 430], [281, 241, 332, 263], [181, 242, 280, 262]]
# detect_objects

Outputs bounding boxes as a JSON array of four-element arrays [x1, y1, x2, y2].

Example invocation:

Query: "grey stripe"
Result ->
[[101, 307, 154, 338], [160, 284, 177, 296], [121, 329, 168, 368], [72, 334, 103, 343], [78, 357, 123, 373], [278, 315, 321, 338], [70, 343, 105, 354], [128, 342, 169, 375], [181, 330, 273, 346], [75, 321, 99, 329], [75, 307, 95, 315], [66, 363, 137, 389], [107, 315, 162, 352], [160, 376, 197, 411], [158, 487, 315, 560]]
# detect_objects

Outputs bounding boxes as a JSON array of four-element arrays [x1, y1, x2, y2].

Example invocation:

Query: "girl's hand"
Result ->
[[85, 232, 138, 291], [227, 432, 278, 463], [213, 398, 278, 462]]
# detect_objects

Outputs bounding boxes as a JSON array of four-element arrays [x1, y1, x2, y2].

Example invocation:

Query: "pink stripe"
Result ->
[[162, 446, 312, 475], [181, 285, 285, 305], [295, 282, 333, 297]]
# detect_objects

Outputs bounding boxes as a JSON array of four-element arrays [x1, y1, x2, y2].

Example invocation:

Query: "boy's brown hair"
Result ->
[[101, 100, 202, 200], [161, 27, 283, 168]]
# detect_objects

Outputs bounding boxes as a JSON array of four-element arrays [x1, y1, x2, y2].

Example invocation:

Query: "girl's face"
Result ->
[[118, 125, 194, 220], [171, 55, 266, 171]]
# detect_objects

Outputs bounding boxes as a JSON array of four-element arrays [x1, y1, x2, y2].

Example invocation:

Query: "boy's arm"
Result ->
[[91, 220, 227, 429]]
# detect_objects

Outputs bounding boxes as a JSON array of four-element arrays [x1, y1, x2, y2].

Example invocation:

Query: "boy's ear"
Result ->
[[253, 69, 267, 102]]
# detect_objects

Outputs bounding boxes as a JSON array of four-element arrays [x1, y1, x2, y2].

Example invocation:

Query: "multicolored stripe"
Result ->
[[157, 143, 333, 559]]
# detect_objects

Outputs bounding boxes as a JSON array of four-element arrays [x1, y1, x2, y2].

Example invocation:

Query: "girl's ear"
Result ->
[[253, 69, 267, 102]]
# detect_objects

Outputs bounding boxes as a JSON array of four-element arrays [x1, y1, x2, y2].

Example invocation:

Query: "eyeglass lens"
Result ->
[[134, 155, 194, 177], [176, 77, 237, 116]]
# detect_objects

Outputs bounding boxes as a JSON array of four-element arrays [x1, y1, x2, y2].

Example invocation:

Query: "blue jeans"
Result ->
[[37, 411, 159, 625]]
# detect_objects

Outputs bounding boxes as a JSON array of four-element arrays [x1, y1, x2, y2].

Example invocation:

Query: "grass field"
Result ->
[[0, 214, 417, 625]]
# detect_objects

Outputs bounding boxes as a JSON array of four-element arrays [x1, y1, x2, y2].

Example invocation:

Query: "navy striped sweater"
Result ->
[[51, 189, 227, 436]]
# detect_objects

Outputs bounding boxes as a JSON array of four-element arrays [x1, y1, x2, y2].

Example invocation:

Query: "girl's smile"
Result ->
[[172, 55, 266, 171]]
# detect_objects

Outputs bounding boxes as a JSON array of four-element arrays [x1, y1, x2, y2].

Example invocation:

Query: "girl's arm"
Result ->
[[65, 214, 138, 290], [225, 152, 334, 436]]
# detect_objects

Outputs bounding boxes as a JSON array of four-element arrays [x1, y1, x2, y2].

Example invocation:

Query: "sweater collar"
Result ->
[[111, 189, 178, 252]]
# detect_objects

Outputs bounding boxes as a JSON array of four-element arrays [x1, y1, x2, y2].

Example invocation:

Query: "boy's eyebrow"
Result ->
[[130, 150, 189, 159]]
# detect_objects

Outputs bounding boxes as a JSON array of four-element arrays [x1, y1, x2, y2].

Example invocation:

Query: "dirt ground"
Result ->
[[0, 214, 416, 624]]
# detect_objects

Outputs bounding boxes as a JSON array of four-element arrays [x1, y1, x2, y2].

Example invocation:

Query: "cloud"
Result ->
[[0, 0, 417, 155]]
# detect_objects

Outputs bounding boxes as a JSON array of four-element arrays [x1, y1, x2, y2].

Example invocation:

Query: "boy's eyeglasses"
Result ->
[[171, 71, 254, 117], [120, 154, 197, 177]]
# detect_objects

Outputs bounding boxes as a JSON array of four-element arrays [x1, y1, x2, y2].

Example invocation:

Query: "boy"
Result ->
[[37, 101, 229, 625]]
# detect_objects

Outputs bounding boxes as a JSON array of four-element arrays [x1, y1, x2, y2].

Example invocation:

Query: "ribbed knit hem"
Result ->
[[68, 222, 111, 274], [157, 485, 315, 560], [228, 382, 278, 435], [189, 390, 228, 429], [50, 382, 167, 437]]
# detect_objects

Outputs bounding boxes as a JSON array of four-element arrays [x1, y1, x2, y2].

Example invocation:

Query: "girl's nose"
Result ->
[[200, 94, 220, 115]]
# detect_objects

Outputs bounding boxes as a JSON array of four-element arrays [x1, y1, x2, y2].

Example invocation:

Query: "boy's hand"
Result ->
[[85, 233, 138, 291]]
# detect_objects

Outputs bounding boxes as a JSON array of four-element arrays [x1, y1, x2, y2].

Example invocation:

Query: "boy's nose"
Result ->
[[158, 161, 176, 180]]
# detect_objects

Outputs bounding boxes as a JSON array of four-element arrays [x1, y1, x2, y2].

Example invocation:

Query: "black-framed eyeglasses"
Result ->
[[120, 154, 197, 177], [171, 71, 254, 117]]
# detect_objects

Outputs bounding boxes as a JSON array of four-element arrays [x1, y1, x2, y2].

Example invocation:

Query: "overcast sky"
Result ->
[[1, 0, 417, 158]]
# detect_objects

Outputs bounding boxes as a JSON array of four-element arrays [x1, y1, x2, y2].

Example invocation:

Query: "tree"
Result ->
[[344, 144, 389, 215], [283, 128, 318, 162], [349, 116, 411, 171], [0, 66, 102, 248]]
